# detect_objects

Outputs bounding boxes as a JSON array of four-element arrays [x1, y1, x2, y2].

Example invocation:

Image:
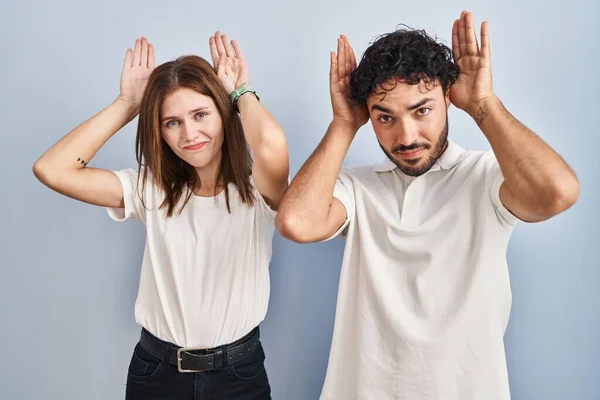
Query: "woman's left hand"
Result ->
[[209, 31, 250, 95]]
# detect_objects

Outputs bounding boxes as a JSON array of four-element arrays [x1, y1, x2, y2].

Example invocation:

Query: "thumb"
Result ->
[[123, 48, 133, 69]]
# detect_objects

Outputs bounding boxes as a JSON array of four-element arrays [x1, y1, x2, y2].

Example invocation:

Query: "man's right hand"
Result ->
[[329, 35, 369, 133]]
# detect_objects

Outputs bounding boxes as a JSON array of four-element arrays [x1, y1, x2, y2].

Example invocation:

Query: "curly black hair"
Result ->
[[349, 26, 459, 103]]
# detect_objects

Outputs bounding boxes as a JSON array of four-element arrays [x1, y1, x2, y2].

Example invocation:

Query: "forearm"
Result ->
[[236, 93, 289, 207], [472, 95, 579, 212], [237, 93, 287, 161], [277, 119, 355, 224], [34, 98, 138, 177]]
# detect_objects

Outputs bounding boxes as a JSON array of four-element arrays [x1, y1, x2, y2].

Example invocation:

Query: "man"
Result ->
[[275, 11, 579, 400]]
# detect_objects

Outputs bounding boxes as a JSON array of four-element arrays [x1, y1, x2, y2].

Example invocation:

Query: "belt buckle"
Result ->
[[176, 347, 211, 373]]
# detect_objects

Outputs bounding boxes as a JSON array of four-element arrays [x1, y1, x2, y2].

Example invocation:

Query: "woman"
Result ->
[[33, 33, 288, 399]]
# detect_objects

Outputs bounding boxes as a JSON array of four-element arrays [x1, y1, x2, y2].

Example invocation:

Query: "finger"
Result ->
[[465, 12, 479, 56], [330, 51, 337, 81], [330, 51, 339, 96], [232, 40, 244, 61], [140, 37, 148, 67], [342, 35, 352, 79], [209, 36, 220, 67], [133, 38, 142, 67], [451, 19, 461, 61], [123, 48, 133, 70], [458, 11, 468, 58], [480, 21, 490, 60], [346, 37, 358, 71], [148, 43, 155, 69], [221, 34, 235, 57], [337, 37, 345, 80], [215, 31, 227, 57], [218, 52, 228, 75]]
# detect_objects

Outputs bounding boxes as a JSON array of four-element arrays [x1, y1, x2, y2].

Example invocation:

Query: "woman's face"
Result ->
[[160, 87, 225, 169]]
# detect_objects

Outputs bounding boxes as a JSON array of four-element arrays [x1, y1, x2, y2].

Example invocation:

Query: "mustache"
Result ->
[[392, 143, 431, 153]]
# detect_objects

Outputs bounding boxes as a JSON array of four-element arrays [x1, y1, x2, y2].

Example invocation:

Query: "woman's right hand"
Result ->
[[118, 37, 155, 111]]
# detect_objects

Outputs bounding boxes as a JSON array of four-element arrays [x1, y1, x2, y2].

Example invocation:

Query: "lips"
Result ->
[[396, 148, 425, 159], [183, 142, 208, 151]]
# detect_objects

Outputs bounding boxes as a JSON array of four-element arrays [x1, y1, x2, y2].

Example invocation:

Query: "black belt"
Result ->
[[139, 327, 260, 373]]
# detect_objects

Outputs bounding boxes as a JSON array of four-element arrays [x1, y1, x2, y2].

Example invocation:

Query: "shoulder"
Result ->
[[339, 164, 380, 183], [453, 148, 499, 179]]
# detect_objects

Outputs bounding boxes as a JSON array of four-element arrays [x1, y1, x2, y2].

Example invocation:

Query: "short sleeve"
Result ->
[[321, 171, 355, 241], [484, 151, 519, 229], [106, 168, 147, 222]]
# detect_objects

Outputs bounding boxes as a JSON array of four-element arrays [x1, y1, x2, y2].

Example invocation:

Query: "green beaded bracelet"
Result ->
[[230, 82, 260, 112]]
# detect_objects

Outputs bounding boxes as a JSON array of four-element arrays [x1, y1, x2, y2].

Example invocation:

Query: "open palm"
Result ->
[[209, 31, 249, 95], [330, 35, 368, 131], [450, 12, 494, 116], [118, 37, 155, 110]]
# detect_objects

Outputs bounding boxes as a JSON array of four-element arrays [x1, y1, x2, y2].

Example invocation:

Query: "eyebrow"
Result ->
[[371, 104, 392, 113], [370, 98, 435, 113], [161, 106, 210, 122], [406, 98, 435, 111]]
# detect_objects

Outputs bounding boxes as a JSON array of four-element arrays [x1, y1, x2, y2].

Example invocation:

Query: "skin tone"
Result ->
[[33, 32, 289, 210], [207, 32, 289, 206], [32, 37, 155, 208], [275, 11, 579, 242]]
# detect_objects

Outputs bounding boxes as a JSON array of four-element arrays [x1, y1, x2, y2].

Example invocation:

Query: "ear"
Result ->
[[445, 88, 452, 109]]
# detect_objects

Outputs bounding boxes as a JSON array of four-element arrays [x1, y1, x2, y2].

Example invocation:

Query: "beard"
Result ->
[[379, 113, 449, 177]]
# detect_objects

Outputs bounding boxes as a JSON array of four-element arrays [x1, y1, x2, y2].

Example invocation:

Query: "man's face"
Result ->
[[367, 79, 450, 177]]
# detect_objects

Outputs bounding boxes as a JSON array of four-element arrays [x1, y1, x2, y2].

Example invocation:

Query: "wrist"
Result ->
[[468, 94, 501, 126], [231, 82, 259, 112], [330, 118, 360, 137], [236, 90, 259, 112], [114, 97, 141, 119]]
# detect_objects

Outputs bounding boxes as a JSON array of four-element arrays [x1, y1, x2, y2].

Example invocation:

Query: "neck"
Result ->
[[193, 151, 223, 196]]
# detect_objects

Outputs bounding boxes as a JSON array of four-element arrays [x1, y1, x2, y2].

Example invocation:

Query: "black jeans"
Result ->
[[125, 328, 271, 400]]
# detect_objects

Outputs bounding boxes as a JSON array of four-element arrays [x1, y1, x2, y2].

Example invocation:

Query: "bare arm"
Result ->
[[276, 36, 369, 242], [451, 12, 579, 222], [237, 94, 289, 209], [276, 120, 354, 242], [33, 37, 155, 208], [33, 99, 139, 207], [473, 96, 578, 222], [209, 32, 289, 209]]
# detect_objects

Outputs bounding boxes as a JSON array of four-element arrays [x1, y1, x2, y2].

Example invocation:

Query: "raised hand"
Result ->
[[118, 37, 155, 111], [330, 35, 369, 132], [209, 31, 249, 95], [450, 11, 494, 118]]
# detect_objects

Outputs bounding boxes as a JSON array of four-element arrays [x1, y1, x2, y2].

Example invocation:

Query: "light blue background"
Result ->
[[1, 0, 598, 398]]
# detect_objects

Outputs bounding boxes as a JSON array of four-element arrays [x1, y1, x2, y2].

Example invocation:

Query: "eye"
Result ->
[[194, 112, 207, 119], [166, 120, 179, 127], [416, 107, 431, 116], [378, 115, 394, 123]]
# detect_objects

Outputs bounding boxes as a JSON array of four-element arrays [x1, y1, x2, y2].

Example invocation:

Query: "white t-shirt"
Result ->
[[320, 140, 519, 400], [107, 169, 276, 348]]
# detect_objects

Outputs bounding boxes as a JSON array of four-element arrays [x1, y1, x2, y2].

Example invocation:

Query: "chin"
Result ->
[[398, 157, 423, 167], [185, 152, 221, 169], [396, 158, 433, 177], [185, 160, 210, 168]]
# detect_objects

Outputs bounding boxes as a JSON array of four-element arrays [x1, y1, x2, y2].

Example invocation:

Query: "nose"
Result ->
[[394, 118, 419, 147], [182, 122, 199, 142]]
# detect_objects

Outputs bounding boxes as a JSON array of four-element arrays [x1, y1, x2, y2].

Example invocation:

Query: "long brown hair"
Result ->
[[136, 55, 254, 217]]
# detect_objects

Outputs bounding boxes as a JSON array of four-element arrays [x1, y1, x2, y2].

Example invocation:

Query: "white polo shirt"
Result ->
[[107, 169, 275, 349], [321, 140, 519, 400]]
